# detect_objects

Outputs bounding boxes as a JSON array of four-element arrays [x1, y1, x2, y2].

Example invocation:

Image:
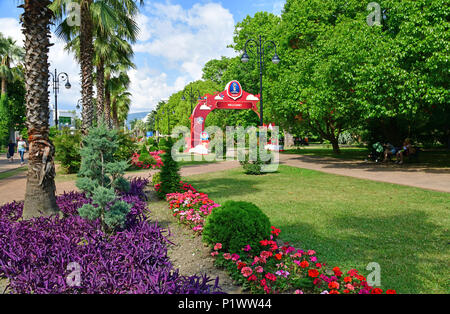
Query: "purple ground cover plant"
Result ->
[[0, 177, 223, 294]]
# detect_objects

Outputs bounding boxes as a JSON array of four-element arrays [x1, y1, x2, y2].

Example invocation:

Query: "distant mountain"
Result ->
[[126, 111, 150, 129]]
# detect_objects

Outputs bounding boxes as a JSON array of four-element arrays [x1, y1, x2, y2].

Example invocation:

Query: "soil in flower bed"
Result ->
[[146, 188, 242, 294]]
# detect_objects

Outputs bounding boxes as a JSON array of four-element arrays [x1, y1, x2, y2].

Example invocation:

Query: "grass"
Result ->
[[186, 165, 450, 294], [283, 145, 450, 168], [176, 153, 219, 167], [0, 167, 27, 181]]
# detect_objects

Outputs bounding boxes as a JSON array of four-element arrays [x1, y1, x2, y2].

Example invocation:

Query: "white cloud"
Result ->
[[0, 18, 24, 45], [129, 1, 237, 112], [134, 2, 236, 78], [127, 67, 188, 113]]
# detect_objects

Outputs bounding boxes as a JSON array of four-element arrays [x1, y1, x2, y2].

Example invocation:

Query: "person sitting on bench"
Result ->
[[396, 138, 415, 165]]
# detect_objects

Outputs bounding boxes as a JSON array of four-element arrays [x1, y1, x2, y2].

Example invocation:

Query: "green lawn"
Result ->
[[0, 167, 27, 180], [186, 165, 450, 294]]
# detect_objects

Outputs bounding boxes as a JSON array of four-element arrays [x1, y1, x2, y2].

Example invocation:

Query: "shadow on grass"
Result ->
[[277, 210, 447, 294]]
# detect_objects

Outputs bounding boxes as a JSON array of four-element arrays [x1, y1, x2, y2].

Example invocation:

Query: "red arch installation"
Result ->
[[188, 80, 260, 151]]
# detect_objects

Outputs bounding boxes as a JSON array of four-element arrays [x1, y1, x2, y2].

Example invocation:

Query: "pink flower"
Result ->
[[243, 245, 252, 252], [241, 267, 253, 277], [345, 284, 355, 291], [231, 254, 240, 261], [307, 250, 316, 256], [255, 266, 264, 273], [211, 251, 218, 257], [214, 243, 222, 251], [294, 290, 304, 294], [223, 253, 231, 260]]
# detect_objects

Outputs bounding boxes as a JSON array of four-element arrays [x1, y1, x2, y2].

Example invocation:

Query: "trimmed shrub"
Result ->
[[156, 138, 181, 199], [202, 201, 271, 254], [158, 137, 169, 150]]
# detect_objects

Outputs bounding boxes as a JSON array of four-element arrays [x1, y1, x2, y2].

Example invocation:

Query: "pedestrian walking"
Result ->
[[7, 140, 16, 163], [17, 137, 27, 166]]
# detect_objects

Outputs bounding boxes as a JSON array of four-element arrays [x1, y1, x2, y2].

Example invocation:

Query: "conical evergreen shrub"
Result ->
[[156, 137, 181, 199]]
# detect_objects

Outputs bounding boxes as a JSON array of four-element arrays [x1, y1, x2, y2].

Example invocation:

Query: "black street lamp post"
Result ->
[[76, 99, 82, 110], [181, 86, 202, 115], [49, 69, 71, 129], [241, 35, 280, 126]]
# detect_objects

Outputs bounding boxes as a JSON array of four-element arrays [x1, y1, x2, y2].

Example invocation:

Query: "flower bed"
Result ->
[[166, 190, 220, 234], [0, 178, 222, 294], [157, 181, 397, 294], [131, 150, 164, 169]]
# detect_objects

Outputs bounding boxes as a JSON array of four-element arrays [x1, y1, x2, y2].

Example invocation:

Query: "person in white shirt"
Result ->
[[17, 138, 27, 166]]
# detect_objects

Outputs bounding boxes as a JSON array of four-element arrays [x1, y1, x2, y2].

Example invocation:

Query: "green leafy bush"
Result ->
[[239, 148, 272, 175], [138, 146, 156, 165], [202, 201, 271, 253], [114, 131, 138, 163], [53, 128, 82, 174]]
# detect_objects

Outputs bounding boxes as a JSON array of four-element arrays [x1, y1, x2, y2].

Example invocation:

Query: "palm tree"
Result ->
[[104, 56, 134, 128], [51, 0, 142, 134], [94, 36, 134, 123], [109, 71, 131, 129], [19, 0, 59, 218], [0, 34, 24, 96]]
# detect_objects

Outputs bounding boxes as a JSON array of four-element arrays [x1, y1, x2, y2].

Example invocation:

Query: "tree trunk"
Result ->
[[80, 0, 94, 134], [96, 60, 105, 123], [104, 75, 112, 128], [1, 78, 7, 96], [20, 0, 59, 218], [112, 102, 119, 129], [330, 137, 341, 154]]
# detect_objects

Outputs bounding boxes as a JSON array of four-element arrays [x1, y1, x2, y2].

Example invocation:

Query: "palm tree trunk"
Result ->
[[1, 78, 7, 96], [104, 79, 112, 128], [80, 0, 94, 134], [96, 60, 105, 123], [112, 102, 119, 129], [20, 0, 59, 218]]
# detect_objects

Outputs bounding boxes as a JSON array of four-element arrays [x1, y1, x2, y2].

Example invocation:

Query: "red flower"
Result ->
[[386, 289, 397, 294], [260, 240, 269, 246], [275, 253, 282, 260], [308, 269, 319, 278], [270, 226, 281, 236], [237, 262, 246, 270], [329, 290, 340, 294], [344, 276, 352, 283], [299, 261, 309, 268], [247, 274, 257, 282], [328, 281, 340, 290], [333, 266, 343, 277], [371, 288, 383, 294], [265, 273, 277, 282]]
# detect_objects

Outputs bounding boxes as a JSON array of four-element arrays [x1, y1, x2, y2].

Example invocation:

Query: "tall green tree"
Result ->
[[19, 0, 59, 218]]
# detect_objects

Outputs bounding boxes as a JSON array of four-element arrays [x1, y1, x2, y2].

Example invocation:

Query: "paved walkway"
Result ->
[[0, 152, 28, 173], [0, 154, 448, 205], [279, 154, 450, 193]]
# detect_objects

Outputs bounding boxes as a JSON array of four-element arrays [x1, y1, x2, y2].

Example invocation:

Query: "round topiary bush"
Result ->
[[202, 201, 271, 253]]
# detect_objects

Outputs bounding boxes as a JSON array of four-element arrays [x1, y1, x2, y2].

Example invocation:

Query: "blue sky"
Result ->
[[0, 0, 285, 113]]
